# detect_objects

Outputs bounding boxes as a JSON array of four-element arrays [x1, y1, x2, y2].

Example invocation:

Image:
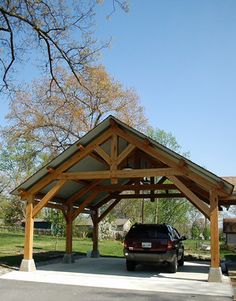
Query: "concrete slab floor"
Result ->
[[0, 258, 233, 298]]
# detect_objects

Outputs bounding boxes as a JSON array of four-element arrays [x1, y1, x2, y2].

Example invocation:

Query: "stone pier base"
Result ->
[[20, 259, 36, 272], [87, 250, 100, 258], [208, 267, 223, 282], [63, 253, 75, 264]]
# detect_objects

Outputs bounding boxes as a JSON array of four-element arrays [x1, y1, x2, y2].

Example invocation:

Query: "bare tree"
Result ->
[[0, 0, 128, 94]]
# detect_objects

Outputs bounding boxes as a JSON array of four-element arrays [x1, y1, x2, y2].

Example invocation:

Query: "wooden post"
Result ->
[[63, 205, 74, 263], [20, 195, 36, 271], [91, 209, 100, 257], [111, 134, 118, 184], [208, 190, 222, 282]]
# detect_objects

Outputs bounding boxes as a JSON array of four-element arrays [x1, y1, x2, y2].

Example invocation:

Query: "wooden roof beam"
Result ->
[[72, 191, 98, 221], [168, 176, 210, 218], [23, 128, 113, 197], [117, 144, 136, 166], [32, 179, 66, 218], [94, 146, 111, 165], [97, 199, 121, 223], [113, 126, 229, 195], [65, 180, 101, 206], [58, 168, 183, 181]]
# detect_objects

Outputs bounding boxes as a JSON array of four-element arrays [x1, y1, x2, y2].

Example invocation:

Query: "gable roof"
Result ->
[[12, 115, 234, 210]]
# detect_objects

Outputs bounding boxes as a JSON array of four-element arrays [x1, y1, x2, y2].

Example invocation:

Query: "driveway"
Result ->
[[0, 258, 233, 300]]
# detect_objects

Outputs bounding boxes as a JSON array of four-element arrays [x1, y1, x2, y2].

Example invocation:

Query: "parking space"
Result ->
[[0, 257, 233, 298]]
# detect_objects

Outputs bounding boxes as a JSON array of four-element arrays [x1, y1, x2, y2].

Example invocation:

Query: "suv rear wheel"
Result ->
[[126, 260, 136, 271], [169, 254, 178, 273]]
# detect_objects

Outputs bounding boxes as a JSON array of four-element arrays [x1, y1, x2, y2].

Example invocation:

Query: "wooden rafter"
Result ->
[[65, 180, 101, 206], [32, 180, 66, 218], [89, 152, 110, 167], [168, 176, 210, 218], [179, 177, 210, 203], [113, 126, 176, 169], [97, 199, 121, 223], [113, 126, 228, 195], [23, 129, 113, 197], [92, 193, 119, 210], [34, 200, 66, 212], [94, 146, 111, 165], [117, 144, 135, 166], [72, 191, 98, 220]]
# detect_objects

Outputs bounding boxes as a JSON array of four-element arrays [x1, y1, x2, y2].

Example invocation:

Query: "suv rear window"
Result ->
[[126, 225, 169, 239]]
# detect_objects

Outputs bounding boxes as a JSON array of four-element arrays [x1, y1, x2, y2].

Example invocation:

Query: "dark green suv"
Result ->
[[123, 223, 186, 273]]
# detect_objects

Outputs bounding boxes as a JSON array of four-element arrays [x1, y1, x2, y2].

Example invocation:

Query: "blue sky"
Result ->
[[1, 0, 236, 176], [95, 0, 236, 176]]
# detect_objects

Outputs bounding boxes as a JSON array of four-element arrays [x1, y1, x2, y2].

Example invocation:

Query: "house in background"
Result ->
[[115, 218, 132, 237], [223, 218, 236, 247], [76, 217, 131, 239]]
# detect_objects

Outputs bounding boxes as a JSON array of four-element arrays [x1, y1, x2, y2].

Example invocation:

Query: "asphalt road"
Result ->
[[0, 279, 232, 301]]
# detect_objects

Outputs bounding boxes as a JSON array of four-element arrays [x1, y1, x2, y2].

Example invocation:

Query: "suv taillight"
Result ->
[[167, 240, 173, 250], [124, 241, 128, 248]]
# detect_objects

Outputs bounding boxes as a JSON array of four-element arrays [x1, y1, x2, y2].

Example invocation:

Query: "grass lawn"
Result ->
[[0, 232, 123, 267], [0, 232, 235, 267]]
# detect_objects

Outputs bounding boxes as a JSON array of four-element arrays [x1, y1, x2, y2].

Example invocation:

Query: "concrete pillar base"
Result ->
[[20, 259, 36, 272], [208, 267, 223, 282], [87, 250, 100, 258], [63, 253, 75, 264]]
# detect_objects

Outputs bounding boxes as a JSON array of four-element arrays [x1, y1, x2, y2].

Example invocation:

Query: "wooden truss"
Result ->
[[18, 118, 235, 277]]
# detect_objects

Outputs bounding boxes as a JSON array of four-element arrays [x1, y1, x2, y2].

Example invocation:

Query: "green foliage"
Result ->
[[203, 226, 210, 240], [143, 198, 193, 234], [146, 126, 190, 157], [191, 223, 201, 240], [47, 209, 65, 237], [0, 197, 8, 219], [3, 198, 25, 226]]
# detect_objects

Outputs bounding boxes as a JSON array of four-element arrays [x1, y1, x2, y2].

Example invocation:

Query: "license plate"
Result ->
[[142, 242, 152, 248]]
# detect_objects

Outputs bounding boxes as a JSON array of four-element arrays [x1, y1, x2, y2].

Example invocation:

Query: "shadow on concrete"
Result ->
[[39, 257, 209, 281], [0, 251, 65, 268]]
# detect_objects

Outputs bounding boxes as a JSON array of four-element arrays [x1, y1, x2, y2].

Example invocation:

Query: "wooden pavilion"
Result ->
[[12, 116, 236, 282]]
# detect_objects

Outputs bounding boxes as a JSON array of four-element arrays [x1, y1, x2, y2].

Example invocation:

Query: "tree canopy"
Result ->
[[2, 65, 147, 157]]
